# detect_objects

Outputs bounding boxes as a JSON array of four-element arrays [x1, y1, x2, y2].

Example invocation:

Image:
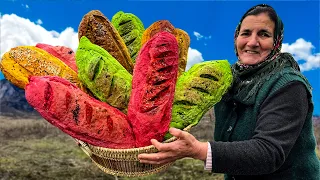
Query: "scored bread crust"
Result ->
[[25, 76, 136, 149], [76, 36, 132, 113], [165, 60, 233, 139], [111, 11, 145, 63], [141, 21, 190, 76], [128, 31, 179, 147], [78, 10, 134, 74], [0, 46, 81, 89]]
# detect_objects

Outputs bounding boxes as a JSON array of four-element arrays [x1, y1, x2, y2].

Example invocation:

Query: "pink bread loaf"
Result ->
[[36, 43, 78, 72], [25, 76, 135, 149], [127, 31, 179, 147]]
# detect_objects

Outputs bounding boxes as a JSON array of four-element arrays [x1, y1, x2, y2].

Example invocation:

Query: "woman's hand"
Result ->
[[138, 128, 208, 165]]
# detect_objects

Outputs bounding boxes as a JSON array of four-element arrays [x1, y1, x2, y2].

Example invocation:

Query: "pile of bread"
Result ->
[[0, 10, 232, 149]]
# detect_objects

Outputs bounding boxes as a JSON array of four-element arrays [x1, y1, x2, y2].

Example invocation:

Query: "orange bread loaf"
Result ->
[[175, 28, 190, 76], [141, 20, 175, 46]]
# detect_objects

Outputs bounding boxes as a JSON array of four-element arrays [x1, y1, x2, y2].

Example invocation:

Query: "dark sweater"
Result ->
[[212, 76, 320, 179]]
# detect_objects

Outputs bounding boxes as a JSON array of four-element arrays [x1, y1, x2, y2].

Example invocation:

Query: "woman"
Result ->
[[138, 4, 320, 179]]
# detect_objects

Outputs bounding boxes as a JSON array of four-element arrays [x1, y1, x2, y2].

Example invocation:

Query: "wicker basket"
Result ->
[[77, 125, 193, 177]]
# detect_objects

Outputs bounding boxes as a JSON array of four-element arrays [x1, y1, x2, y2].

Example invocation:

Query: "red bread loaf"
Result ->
[[36, 43, 78, 72], [127, 31, 179, 147], [25, 76, 135, 149]]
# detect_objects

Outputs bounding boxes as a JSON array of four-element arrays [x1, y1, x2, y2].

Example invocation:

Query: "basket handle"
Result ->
[[75, 139, 93, 157]]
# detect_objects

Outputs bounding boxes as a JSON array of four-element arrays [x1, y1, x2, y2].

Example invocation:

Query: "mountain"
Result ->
[[313, 116, 320, 125], [1, 78, 319, 122], [0, 79, 40, 117]]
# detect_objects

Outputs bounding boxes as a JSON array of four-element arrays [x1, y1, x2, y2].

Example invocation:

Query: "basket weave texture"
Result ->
[[77, 125, 193, 177]]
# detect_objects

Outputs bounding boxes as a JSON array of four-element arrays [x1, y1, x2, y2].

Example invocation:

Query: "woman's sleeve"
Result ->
[[210, 81, 309, 175], [204, 142, 212, 170]]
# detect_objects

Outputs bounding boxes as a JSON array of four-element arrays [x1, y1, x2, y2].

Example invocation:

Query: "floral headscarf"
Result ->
[[234, 4, 284, 70]]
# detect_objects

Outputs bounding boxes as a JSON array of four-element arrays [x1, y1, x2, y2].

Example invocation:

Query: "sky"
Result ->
[[0, 0, 319, 115]]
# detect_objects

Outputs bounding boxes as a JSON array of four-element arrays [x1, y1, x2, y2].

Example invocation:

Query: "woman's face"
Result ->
[[236, 13, 275, 65]]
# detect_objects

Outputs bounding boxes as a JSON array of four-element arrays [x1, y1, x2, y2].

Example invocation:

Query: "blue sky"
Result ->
[[0, 0, 319, 115]]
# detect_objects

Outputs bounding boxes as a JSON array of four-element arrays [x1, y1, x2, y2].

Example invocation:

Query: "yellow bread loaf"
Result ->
[[0, 46, 81, 89]]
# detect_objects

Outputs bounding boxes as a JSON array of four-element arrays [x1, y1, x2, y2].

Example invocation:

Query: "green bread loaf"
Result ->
[[76, 36, 132, 113], [111, 11, 144, 63], [165, 60, 233, 139], [78, 10, 134, 74]]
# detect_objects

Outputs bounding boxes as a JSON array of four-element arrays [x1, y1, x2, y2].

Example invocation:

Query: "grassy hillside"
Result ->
[[0, 115, 319, 180], [0, 116, 223, 180]]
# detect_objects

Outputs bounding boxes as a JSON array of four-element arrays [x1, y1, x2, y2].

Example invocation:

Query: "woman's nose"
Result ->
[[247, 35, 259, 47]]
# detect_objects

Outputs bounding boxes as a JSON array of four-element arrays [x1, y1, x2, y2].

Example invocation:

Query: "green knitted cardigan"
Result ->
[[214, 53, 319, 179]]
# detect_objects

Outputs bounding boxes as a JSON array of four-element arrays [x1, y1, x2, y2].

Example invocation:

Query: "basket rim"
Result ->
[[77, 124, 194, 153]]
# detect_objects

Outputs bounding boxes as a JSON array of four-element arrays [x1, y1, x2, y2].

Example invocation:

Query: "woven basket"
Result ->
[[77, 125, 193, 177]]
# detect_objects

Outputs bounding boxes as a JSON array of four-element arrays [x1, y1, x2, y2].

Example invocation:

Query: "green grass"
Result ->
[[123, 158, 224, 180], [0, 118, 114, 180], [0, 117, 224, 180], [1, 115, 319, 180]]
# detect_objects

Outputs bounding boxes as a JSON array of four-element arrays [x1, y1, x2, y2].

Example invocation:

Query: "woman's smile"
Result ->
[[244, 50, 259, 54]]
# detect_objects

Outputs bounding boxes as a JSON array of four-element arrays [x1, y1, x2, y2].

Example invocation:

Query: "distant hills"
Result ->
[[0, 78, 319, 122], [314, 116, 320, 125], [0, 79, 40, 117]]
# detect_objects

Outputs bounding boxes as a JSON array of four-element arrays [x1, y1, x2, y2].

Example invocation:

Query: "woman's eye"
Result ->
[[240, 32, 249, 36], [260, 32, 271, 37]]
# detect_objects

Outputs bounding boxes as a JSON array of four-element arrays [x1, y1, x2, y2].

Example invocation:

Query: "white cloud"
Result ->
[[193, 31, 211, 46], [281, 38, 320, 72], [186, 47, 204, 71], [194, 31, 203, 40], [194, 31, 212, 41], [21, 4, 29, 8], [0, 14, 78, 58], [36, 19, 43, 25]]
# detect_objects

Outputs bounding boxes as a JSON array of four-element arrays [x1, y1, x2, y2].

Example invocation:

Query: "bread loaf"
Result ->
[[128, 31, 179, 147], [141, 20, 175, 46], [175, 28, 190, 76], [141, 21, 190, 76], [36, 43, 78, 72], [76, 36, 132, 113], [25, 76, 136, 149], [165, 60, 233, 139], [111, 11, 144, 63], [0, 46, 81, 89], [78, 10, 134, 74]]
